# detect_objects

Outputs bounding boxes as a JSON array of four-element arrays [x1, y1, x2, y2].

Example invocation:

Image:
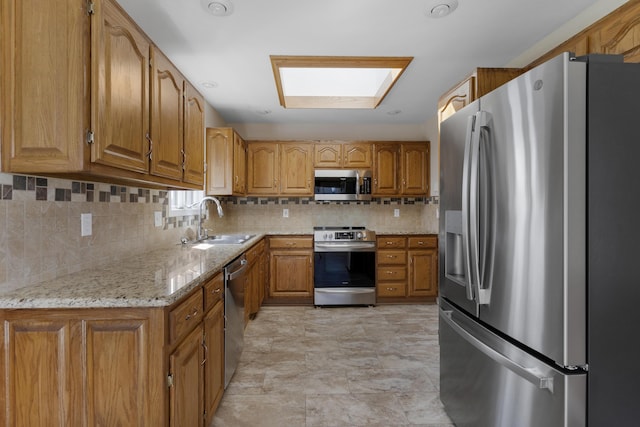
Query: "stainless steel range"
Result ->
[[313, 226, 376, 306]]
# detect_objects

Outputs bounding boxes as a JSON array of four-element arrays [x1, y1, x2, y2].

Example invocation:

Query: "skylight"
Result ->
[[270, 56, 413, 109]]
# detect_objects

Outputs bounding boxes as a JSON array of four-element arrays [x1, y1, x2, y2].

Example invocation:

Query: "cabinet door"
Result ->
[[247, 142, 279, 195], [280, 143, 313, 195], [401, 142, 430, 196], [150, 48, 184, 180], [183, 82, 205, 186], [373, 143, 400, 196], [83, 318, 152, 426], [203, 301, 224, 426], [1, 0, 87, 173], [233, 132, 246, 194], [92, 0, 151, 173], [269, 250, 313, 297], [590, 1, 640, 63], [169, 325, 204, 427], [408, 249, 438, 297], [206, 128, 234, 195], [314, 143, 342, 167], [2, 319, 78, 426], [343, 143, 372, 168], [438, 76, 474, 123]]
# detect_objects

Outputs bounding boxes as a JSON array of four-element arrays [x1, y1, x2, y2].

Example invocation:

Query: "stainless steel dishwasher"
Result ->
[[224, 254, 247, 388]]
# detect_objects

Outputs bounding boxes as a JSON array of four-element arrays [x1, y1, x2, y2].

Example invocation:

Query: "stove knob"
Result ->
[[356, 231, 364, 240], [324, 233, 330, 240]]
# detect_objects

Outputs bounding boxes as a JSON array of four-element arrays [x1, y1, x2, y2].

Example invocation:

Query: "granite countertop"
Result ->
[[0, 234, 266, 310], [0, 229, 435, 310]]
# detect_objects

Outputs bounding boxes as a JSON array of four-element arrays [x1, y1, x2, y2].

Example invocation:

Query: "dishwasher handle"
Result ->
[[226, 258, 248, 282]]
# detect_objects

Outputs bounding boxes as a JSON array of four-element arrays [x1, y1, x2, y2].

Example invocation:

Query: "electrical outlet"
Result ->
[[154, 211, 163, 227], [81, 213, 92, 236], [283, 208, 289, 218], [393, 208, 400, 218]]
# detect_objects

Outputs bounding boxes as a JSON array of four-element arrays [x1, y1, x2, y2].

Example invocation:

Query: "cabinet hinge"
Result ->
[[87, 1, 95, 15], [167, 373, 174, 388], [86, 131, 94, 145]]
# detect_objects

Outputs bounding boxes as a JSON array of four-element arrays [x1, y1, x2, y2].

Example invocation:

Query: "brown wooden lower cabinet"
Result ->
[[0, 271, 226, 427], [0, 308, 165, 427], [169, 324, 204, 427], [266, 235, 314, 304], [376, 234, 438, 303]]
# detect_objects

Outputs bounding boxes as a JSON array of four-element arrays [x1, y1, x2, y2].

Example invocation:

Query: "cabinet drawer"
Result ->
[[377, 282, 407, 297], [169, 289, 204, 345], [377, 237, 406, 249], [377, 266, 407, 281], [269, 236, 313, 249], [204, 272, 224, 313], [408, 236, 437, 249], [377, 250, 407, 265]]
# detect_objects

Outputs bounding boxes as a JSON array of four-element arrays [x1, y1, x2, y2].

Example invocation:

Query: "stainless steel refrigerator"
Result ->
[[438, 52, 640, 426]]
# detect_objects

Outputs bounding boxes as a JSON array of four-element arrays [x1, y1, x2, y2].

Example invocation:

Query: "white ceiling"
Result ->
[[116, 0, 608, 127]]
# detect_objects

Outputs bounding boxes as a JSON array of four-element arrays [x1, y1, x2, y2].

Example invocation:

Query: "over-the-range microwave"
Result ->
[[314, 169, 372, 201]]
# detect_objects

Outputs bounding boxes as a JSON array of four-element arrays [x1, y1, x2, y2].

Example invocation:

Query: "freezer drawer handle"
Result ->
[[441, 309, 555, 393]]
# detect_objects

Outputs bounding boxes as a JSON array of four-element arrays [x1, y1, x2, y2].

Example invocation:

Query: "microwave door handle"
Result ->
[[356, 170, 360, 197]]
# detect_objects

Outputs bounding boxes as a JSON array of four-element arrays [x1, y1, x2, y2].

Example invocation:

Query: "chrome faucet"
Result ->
[[189, 196, 224, 240]]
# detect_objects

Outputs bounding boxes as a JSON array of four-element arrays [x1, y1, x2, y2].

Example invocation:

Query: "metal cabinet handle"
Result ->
[[201, 341, 208, 366], [145, 133, 153, 160], [212, 288, 221, 294], [185, 308, 198, 321]]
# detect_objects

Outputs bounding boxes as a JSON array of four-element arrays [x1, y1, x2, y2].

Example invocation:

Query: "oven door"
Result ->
[[313, 243, 376, 305]]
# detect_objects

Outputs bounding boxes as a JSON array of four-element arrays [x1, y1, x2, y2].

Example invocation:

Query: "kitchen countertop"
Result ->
[[0, 234, 266, 310], [0, 229, 437, 310]]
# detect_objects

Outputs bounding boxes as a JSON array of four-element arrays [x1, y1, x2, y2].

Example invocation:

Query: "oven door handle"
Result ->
[[314, 242, 376, 252]]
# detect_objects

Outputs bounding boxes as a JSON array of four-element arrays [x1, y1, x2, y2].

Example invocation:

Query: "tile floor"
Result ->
[[211, 304, 454, 427]]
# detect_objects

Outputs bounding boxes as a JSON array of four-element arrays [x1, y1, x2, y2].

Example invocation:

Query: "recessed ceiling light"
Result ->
[[200, 81, 218, 89], [201, 0, 234, 16], [428, 0, 458, 18]]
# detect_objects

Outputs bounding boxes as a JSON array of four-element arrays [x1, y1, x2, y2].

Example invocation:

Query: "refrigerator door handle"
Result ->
[[441, 309, 555, 392], [470, 111, 492, 305], [461, 115, 476, 301]]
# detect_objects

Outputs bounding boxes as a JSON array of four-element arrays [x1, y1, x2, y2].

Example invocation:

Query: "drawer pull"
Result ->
[[212, 288, 222, 294], [385, 241, 395, 245], [386, 287, 395, 291], [185, 308, 199, 321], [386, 255, 397, 258], [386, 271, 397, 275], [418, 241, 425, 245]]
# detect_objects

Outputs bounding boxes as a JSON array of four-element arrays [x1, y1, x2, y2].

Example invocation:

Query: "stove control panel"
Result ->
[[314, 227, 375, 242]]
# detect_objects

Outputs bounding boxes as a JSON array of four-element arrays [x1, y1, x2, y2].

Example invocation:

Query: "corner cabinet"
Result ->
[[1, 0, 205, 189], [373, 142, 430, 197], [206, 127, 246, 196], [376, 235, 438, 303]]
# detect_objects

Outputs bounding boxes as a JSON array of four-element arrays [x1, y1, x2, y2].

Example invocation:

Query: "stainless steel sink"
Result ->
[[196, 234, 255, 245]]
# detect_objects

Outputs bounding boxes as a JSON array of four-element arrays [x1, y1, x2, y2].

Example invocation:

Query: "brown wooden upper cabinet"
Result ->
[[437, 68, 522, 124], [373, 142, 430, 197], [314, 142, 372, 168], [246, 141, 313, 196], [206, 127, 246, 196], [1, 0, 204, 189]]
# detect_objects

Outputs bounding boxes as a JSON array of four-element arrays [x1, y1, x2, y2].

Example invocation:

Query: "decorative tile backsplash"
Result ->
[[0, 173, 196, 290], [0, 172, 440, 291]]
